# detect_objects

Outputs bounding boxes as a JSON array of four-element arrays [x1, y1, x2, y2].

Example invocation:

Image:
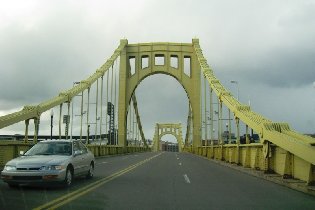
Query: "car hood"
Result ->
[[7, 155, 70, 167]]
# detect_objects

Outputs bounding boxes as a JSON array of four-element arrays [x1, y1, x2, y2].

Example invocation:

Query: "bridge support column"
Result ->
[[24, 119, 29, 143], [236, 118, 240, 164], [58, 104, 62, 140], [191, 47, 201, 151], [118, 40, 128, 148], [34, 118, 40, 144], [246, 125, 250, 144]]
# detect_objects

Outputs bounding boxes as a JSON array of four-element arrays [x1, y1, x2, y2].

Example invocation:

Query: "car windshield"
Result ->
[[24, 142, 72, 156]]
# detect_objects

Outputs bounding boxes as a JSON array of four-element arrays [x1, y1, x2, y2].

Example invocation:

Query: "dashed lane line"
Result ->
[[183, 174, 191, 184]]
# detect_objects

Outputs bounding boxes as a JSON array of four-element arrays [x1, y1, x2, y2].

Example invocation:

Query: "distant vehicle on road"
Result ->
[[1, 139, 94, 188]]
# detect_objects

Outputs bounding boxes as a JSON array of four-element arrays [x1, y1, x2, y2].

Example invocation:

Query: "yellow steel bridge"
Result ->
[[0, 39, 314, 186]]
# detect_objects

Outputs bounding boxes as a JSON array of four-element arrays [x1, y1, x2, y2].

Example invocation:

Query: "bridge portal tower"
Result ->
[[152, 123, 184, 152], [117, 39, 201, 150]]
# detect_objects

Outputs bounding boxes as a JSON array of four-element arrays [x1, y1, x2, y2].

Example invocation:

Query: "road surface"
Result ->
[[0, 152, 314, 210]]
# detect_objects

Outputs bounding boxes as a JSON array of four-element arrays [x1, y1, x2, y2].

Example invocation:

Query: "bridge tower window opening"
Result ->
[[155, 54, 165, 66], [129, 56, 136, 76], [170, 55, 178, 69], [184, 56, 191, 77], [141, 55, 149, 69]]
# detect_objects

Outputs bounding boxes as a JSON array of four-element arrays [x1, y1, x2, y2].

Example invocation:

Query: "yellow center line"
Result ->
[[33, 152, 163, 210]]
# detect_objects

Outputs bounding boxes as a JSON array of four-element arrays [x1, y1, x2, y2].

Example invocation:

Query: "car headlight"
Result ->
[[4, 165, 16, 171], [40, 165, 64, 171]]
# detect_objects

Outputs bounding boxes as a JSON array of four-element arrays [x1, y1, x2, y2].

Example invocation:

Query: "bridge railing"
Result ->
[[191, 39, 315, 185]]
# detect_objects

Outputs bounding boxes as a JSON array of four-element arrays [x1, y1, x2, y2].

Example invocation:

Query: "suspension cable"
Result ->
[[204, 75, 207, 146], [100, 76, 104, 144], [80, 90, 84, 141], [114, 59, 118, 144], [95, 79, 99, 141], [209, 85, 214, 143], [105, 66, 109, 144], [86, 87, 90, 144]]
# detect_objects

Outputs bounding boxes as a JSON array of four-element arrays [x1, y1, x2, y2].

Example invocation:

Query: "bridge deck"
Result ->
[[1, 152, 314, 210]]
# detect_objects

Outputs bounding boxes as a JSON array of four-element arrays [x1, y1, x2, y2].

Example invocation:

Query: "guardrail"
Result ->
[[184, 144, 314, 185]]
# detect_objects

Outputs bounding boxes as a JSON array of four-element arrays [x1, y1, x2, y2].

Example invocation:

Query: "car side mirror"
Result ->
[[19, 151, 25, 156]]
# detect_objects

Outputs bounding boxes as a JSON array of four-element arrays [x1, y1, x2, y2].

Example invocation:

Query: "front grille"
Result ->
[[12, 176, 42, 181], [17, 167, 40, 171], [29, 168, 40, 171]]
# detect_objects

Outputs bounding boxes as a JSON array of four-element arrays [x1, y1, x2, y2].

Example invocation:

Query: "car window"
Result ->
[[78, 141, 88, 154], [24, 142, 72, 156], [73, 141, 81, 154], [54, 142, 72, 155]]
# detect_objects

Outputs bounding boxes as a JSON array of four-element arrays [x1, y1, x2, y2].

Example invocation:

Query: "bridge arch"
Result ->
[[152, 123, 184, 152], [118, 40, 201, 148]]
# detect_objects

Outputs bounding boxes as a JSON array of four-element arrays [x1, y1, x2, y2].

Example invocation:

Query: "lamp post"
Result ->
[[50, 109, 54, 140], [230, 80, 239, 101]]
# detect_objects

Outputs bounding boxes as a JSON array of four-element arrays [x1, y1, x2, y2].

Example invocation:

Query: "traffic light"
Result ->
[[107, 102, 113, 115]]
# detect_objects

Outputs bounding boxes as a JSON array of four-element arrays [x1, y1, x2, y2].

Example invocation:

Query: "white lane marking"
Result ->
[[183, 174, 191, 184], [179, 163, 182, 166]]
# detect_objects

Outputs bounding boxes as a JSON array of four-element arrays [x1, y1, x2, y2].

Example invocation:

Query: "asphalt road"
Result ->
[[0, 152, 314, 210]]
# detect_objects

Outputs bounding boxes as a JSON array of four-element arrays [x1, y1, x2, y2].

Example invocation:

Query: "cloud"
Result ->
[[0, 0, 315, 137]]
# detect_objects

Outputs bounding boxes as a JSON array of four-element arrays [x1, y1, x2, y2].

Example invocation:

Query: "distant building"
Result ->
[[160, 141, 178, 152]]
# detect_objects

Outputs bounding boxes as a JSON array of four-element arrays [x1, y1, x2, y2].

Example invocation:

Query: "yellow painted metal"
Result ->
[[118, 40, 201, 148], [192, 38, 315, 166], [131, 94, 148, 147], [0, 141, 33, 168], [196, 144, 314, 184], [152, 123, 184, 152], [184, 104, 192, 146]]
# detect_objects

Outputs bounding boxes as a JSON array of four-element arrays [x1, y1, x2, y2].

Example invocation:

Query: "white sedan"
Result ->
[[1, 139, 95, 188]]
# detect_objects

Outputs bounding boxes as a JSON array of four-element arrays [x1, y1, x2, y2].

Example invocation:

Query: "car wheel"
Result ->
[[64, 167, 73, 187], [86, 163, 94, 179]]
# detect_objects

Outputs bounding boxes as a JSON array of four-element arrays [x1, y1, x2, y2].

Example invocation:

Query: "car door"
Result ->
[[78, 141, 90, 173], [72, 141, 85, 175]]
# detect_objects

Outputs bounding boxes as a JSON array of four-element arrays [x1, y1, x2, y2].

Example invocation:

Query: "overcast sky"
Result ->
[[1, 0, 315, 142]]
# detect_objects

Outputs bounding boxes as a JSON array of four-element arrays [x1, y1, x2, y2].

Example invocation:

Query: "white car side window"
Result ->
[[73, 142, 81, 154]]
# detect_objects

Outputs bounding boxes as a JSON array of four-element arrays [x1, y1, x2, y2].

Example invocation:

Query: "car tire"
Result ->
[[64, 167, 73, 187], [86, 163, 94, 179]]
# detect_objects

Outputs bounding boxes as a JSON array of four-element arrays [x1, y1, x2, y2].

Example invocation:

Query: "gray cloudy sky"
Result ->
[[1, 0, 315, 141]]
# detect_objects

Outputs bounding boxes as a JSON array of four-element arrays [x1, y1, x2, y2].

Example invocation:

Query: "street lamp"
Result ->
[[230, 80, 239, 101], [50, 109, 54, 140]]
